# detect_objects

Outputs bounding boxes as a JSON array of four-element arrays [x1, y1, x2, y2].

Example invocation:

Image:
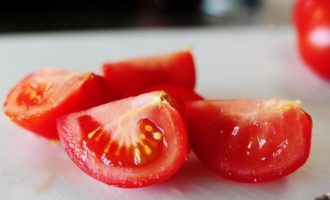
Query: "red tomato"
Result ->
[[146, 84, 203, 110], [102, 51, 196, 97], [57, 91, 189, 188], [293, 0, 330, 80], [185, 99, 312, 183], [3, 69, 113, 140]]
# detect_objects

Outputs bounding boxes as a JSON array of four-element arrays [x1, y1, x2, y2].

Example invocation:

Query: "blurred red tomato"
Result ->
[[293, 0, 330, 80]]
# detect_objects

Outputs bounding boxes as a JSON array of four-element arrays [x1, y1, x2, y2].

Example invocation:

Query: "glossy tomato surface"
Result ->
[[146, 84, 203, 110], [102, 51, 196, 97], [3, 69, 113, 140], [57, 91, 189, 188], [293, 0, 330, 80], [185, 99, 312, 183]]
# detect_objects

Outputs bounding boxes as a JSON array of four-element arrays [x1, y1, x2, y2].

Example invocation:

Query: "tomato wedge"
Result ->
[[185, 99, 312, 183], [146, 84, 203, 111], [102, 51, 196, 97], [3, 69, 113, 140], [57, 91, 189, 188]]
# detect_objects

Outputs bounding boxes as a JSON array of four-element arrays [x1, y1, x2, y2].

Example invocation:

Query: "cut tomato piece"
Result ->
[[146, 84, 203, 110], [102, 50, 196, 97], [185, 99, 312, 183], [3, 69, 114, 140], [57, 91, 189, 188]]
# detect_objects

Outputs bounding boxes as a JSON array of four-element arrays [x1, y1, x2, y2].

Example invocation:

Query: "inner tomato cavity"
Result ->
[[78, 115, 166, 167], [16, 81, 50, 107]]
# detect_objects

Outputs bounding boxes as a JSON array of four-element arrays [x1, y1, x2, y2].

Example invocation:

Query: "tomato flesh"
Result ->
[[102, 51, 196, 97], [293, 0, 330, 80], [3, 69, 113, 140], [185, 99, 312, 182], [16, 81, 48, 106], [57, 91, 189, 188], [78, 115, 166, 167]]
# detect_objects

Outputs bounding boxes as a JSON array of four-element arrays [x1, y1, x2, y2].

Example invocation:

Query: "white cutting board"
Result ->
[[0, 27, 329, 200]]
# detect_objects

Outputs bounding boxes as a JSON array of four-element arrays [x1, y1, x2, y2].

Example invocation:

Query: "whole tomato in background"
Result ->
[[293, 0, 330, 80]]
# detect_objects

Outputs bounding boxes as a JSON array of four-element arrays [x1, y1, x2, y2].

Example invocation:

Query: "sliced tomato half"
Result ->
[[57, 91, 189, 188], [185, 99, 312, 183], [102, 50, 196, 97], [3, 69, 113, 140]]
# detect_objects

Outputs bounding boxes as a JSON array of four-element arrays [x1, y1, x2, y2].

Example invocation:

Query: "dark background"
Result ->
[[0, 0, 261, 33]]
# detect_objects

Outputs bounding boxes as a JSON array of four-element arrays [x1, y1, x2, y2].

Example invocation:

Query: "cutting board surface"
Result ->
[[0, 27, 329, 200]]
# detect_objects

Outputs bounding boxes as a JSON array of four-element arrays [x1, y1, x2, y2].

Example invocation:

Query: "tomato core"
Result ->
[[16, 82, 50, 107], [78, 115, 167, 168]]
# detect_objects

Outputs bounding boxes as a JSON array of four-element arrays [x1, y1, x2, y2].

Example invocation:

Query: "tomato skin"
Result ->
[[294, 0, 330, 33], [3, 69, 114, 140], [296, 29, 330, 80], [293, 0, 330, 80], [146, 84, 203, 111], [185, 99, 312, 183], [57, 91, 189, 188], [102, 51, 196, 98]]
